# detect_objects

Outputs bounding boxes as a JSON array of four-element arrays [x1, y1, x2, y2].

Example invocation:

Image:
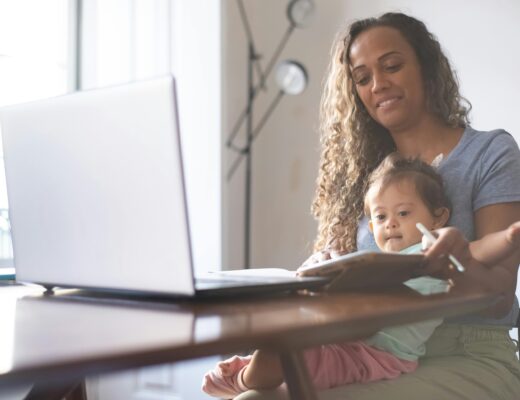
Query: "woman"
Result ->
[[236, 12, 520, 400]]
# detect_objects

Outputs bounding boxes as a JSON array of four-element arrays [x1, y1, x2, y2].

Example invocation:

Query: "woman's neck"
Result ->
[[389, 117, 465, 164]]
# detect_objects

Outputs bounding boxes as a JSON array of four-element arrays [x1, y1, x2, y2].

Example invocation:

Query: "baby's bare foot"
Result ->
[[202, 355, 252, 398], [219, 355, 249, 376]]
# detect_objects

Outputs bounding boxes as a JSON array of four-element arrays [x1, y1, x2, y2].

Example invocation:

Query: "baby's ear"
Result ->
[[433, 207, 450, 229], [368, 219, 374, 233]]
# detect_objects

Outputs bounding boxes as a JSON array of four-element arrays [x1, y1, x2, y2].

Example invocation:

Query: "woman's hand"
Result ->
[[420, 227, 503, 301], [300, 250, 332, 267], [421, 227, 473, 281], [299, 248, 347, 269]]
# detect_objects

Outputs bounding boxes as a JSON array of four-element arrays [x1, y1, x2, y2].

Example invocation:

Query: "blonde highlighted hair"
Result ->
[[311, 12, 470, 253]]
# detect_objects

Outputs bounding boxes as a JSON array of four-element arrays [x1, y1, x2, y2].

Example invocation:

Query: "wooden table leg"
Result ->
[[65, 382, 87, 400], [25, 381, 87, 400], [279, 350, 318, 400]]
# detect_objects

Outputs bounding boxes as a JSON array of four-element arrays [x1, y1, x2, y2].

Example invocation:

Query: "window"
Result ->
[[0, 0, 75, 267], [81, 0, 172, 90], [0, 0, 219, 274]]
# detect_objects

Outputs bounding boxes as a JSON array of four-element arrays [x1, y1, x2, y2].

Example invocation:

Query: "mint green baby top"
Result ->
[[364, 243, 450, 361]]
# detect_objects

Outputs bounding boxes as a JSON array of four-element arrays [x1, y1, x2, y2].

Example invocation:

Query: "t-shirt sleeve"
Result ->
[[474, 132, 520, 210]]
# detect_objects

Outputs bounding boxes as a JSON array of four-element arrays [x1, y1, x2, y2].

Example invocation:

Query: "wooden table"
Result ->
[[0, 283, 499, 400]]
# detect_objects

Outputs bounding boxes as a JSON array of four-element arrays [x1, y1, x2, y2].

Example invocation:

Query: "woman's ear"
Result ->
[[432, 207, 450, 229], [368, 219, 374, 233]]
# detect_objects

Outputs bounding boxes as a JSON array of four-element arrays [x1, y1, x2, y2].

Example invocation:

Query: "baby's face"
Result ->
[[366, 180, 440, 252]]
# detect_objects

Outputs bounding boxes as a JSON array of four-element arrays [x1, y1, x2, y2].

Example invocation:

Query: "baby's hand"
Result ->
[[506, 221, 520, 246]]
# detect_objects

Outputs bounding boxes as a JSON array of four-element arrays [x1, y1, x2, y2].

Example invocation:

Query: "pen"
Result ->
[[416, 222, 465, 273]]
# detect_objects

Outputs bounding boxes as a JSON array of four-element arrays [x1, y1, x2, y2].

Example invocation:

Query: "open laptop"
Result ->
[[0, 76, 328, 298]]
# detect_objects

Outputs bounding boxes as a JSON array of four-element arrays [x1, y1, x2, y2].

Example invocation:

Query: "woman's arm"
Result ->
[[470, 202, 520, 317], [425, 202, 520, 318]]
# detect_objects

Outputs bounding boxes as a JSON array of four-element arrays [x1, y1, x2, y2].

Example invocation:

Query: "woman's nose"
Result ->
[[372, 70, 390, 93]]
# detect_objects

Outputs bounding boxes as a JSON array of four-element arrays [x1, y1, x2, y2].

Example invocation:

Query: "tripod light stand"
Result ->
[[226, 0, 315, 268]]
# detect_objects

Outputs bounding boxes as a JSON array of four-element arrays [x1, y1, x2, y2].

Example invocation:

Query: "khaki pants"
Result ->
[[235, 324, 520, 400]]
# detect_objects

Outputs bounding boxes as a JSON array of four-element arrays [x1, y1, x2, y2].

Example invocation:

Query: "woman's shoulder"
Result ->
[[450, 126, 519, 163], [440, 126, 520, 191], [463, 126, 518, 147]]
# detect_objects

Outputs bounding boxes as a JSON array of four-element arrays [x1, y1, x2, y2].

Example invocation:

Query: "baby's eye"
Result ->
[[398, 210, 409, 217], [374, 214, 386, 221]]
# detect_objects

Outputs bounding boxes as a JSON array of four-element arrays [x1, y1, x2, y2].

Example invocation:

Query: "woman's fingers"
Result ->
[[421, 254, 454, 279], [421, 227, 470, 281], [300, 250, 332, 267], [298, 247, 348, 273], [423, 227, 471, 263]]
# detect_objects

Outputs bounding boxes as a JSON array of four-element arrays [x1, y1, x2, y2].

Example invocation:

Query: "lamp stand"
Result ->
[[227, 0, 313, 269], [244, 42, 256, 268]]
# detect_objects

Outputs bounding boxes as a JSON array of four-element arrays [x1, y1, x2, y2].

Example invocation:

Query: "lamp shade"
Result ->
[[275, 60, 308, 95], [287, 0, 315, 28]]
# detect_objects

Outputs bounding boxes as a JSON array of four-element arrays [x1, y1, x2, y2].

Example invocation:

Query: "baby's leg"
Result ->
[[242, 350, 284, 389]]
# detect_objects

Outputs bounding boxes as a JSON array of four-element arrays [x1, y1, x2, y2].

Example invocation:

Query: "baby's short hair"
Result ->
[[364, 152, 451, 218]]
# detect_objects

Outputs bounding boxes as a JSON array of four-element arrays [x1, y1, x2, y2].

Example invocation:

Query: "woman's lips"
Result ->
[[376, 96, 401, 108]]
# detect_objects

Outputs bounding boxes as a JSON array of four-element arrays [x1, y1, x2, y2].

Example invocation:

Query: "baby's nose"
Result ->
[[386, 217, 398, 228]]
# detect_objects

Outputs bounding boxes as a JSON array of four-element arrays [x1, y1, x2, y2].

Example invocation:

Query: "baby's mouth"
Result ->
[[385, 235, 402, 241]]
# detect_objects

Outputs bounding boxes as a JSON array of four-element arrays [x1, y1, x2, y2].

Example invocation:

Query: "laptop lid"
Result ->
[[0, 76, 196, 295]]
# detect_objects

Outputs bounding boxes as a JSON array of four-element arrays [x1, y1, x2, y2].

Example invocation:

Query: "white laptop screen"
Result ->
[[0, 76, 196, 295]]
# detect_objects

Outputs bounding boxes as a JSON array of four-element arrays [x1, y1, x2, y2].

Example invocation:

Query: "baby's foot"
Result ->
[[202, 355, 252, 398]]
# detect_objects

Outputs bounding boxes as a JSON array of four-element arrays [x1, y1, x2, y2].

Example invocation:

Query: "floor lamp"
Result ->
[[226, 0, 315, 268]]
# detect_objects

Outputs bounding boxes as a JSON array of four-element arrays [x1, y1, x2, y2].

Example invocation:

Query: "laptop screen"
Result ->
[[0, 76, 196, 295]]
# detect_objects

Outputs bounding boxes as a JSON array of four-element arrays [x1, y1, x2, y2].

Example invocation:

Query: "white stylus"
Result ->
[[416, 222, 465, 273]]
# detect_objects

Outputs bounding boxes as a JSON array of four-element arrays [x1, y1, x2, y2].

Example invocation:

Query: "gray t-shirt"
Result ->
[[357, 126, 520, 326]]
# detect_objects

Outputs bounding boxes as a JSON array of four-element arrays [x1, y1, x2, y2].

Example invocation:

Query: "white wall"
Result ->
[[222, 0, 348, 269], [223, 0, 520, 271]]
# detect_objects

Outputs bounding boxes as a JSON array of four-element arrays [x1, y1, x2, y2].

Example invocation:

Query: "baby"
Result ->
[[202, 153, 520, 399]]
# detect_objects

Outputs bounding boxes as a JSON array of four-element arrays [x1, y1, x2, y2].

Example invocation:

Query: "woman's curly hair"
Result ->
[[311, 12, 471, 253]]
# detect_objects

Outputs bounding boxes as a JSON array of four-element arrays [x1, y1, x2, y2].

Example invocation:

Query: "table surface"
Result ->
[[0, 283, 499, 388]]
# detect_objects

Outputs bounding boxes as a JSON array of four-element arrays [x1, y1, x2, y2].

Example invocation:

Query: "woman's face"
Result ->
[[348, 26, 427, 133]]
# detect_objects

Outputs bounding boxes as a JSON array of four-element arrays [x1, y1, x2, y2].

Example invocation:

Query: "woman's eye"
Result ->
[[384, 63, 402, 72], [355, 75, 370, 86]]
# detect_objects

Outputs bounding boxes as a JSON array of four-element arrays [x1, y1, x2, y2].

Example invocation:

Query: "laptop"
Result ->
[[0, 76, 328, 298]]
